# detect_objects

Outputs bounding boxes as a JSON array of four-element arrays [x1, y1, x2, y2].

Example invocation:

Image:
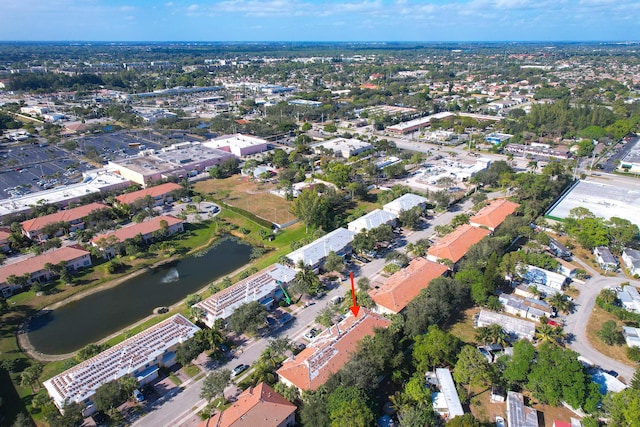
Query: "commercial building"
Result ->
[[203, 134, 269, 157], [617, 137, 640, 173], [469, 199, 520, 231], [431, 368, 465, 420], [0, 171, 129, 220], [386, 112, 455, 134], [109, 142, 234, 186], [91, 215, 184, 258], [195, 263, 296, 328], [506, 391, 538, 427], [504, 143, 571, 160], [286, 228, 355, 271], [622, 248, 640, 276], [277, 310, 391, 392], [199, 382, 296, 427], [20, 203, 109, 241], [310, 138, 373, 158], [476, 310, 536, 341], [382, 193, 429, 215], [546, 180, 640, 229], [347, 209, 397, 233], [0, 245, 91, 297], [427, 224, 491, 265], [115, 182, 182, 206], [369, 258, 448, 314], [485, 133, 513, 145], [43, 314, 199, 413]]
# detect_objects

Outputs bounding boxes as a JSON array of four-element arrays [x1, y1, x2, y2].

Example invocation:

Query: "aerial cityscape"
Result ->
[[1, 13, 640, 427]]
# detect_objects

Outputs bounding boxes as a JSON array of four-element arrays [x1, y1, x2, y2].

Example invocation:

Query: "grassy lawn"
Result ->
[[586, 305, 636, 367], [184, 364, 201, 378], [445, 307, 481, 345]]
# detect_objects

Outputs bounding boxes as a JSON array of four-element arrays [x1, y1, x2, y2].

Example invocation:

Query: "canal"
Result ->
[[27, 237, 252, 355]]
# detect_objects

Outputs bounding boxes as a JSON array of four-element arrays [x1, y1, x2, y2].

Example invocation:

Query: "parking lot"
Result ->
[[74, 131, 165, 162]]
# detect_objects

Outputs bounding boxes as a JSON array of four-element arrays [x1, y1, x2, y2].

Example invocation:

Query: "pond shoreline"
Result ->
[[18, 233, 252, 362]]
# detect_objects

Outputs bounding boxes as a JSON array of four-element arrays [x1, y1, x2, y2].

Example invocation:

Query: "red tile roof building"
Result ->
[[0, 229, 11, 253], [469, 199, 520, 231], [369, 258, 448, 314], [0, 245, 91, 297], [20, 203, 109, 240], [199, 383, 296, 427], [427, 224, 491, 265], [276, 310, 391, 392], [114, 182, 181, 206], [91, 215, 183, 257]]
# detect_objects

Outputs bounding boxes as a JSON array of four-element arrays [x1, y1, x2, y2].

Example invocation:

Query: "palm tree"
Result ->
[[548, 292, 571, 313], [527, 160, 538, 173], [292, 263, 321, 301], [598, 288, 618, 305], [535, 324, 565, 345]]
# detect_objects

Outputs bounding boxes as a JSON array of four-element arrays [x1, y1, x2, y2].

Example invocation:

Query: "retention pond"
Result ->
[[27, 237, 251, 355]]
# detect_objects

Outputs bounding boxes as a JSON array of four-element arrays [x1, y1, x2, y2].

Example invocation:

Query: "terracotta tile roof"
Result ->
[[21, 203, 109, 232], [0, 245, 90, 285], [200, 383, 296, 427], [0, 229, 11, 242], [469, 199, 520, 231], [369, 258, 448, 313], [91, 215, 182, 244], [276, 309, 391, 391], [427, 224, 490, 263], [115, 182, 181, 205]]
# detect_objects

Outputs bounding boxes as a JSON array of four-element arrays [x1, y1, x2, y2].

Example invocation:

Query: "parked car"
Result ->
[[304, 328, 319, 340], [91, 411, 106, 426], [496, 416, 505, 427], [133, 389, 144, 402], [232, 364, 249, 377]]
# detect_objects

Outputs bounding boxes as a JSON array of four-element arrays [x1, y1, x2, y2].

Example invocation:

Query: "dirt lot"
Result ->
[[194, 176, 295, 224]]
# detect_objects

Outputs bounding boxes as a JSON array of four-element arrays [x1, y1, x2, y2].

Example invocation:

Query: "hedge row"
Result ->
[[595, 297, 640, 323]]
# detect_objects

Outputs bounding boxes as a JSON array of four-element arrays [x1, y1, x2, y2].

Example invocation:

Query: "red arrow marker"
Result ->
[[349, 271, 360, 317]]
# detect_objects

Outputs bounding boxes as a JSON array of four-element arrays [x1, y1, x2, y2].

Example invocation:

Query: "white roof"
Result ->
[[310, 138, 372, 156], [43, 314, 199, 409], [204, 133, 268, 149], [195, 263, 296, 324], [383, 193, 428, 213], [477, 310, 536, 340], [387, 112, 454, 131], [347, 209, 397, 233], [435, 368, 464, 418], [287, 228, 355, 267]]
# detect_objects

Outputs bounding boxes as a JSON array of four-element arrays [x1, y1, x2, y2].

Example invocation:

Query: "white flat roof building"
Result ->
[[522, 265, 567, 291], [618, 137, 640, 173], [476, 310, 536, 341], [434, 368, 464, 419], [287, 227, 355, 269], [347, 209, 397, 233], [507, 391, 538, 427], [386, 112, 455, 134], [0, 171, 130, 220], [383, 193, 428, 215], [310, 138, 373, 158], [195, 263, 296, 328], [43, 314, 199, 411], [546, 180, 640, 229], [203, 134, 269, 157]]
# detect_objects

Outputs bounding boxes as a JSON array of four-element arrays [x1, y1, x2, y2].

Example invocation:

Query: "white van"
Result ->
[[330, 296, 343, 305]]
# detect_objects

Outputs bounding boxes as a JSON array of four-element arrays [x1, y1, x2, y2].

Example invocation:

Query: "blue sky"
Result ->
[[1, 0, 638, 42]]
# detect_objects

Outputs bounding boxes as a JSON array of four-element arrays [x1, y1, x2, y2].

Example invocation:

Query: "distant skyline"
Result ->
[[1, 0, 639, 42]]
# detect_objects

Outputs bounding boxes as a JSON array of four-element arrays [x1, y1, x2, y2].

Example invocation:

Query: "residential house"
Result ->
[[114, 182, 182, 206], [199, 383, 296, 427], [347, 209, 398, 233], [0, 245, 92, 297], [507, 391, 538, 427], [476, 310, 536, 341], [276, 310, 391, 392], [522, 265, 567, 291], [20, 203, 110, 241], [556, 258, 578, 278], [427, 224, 491, 265], [286, 227, 355, 271], [431, 368, 465, 420], [469, 199, 520, 231], [0, 229, 11, 253], [514, 283, 563, 300], [617, 285, 640, 313], [383, 193, 429, 215], [44, 314, 200, 413], [499, 294, 554, 322], [548, 238, 571, 259], [594, 247, 618, 271], [623, 326, 640, 348], [369, 258, 448, 314], [622, 248, 640, 276], [91, 216, 184, 258], [195, 263, 296, 328]]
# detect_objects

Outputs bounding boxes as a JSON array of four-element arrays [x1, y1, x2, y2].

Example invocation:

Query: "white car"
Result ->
[[496, 416, 505, 427]]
